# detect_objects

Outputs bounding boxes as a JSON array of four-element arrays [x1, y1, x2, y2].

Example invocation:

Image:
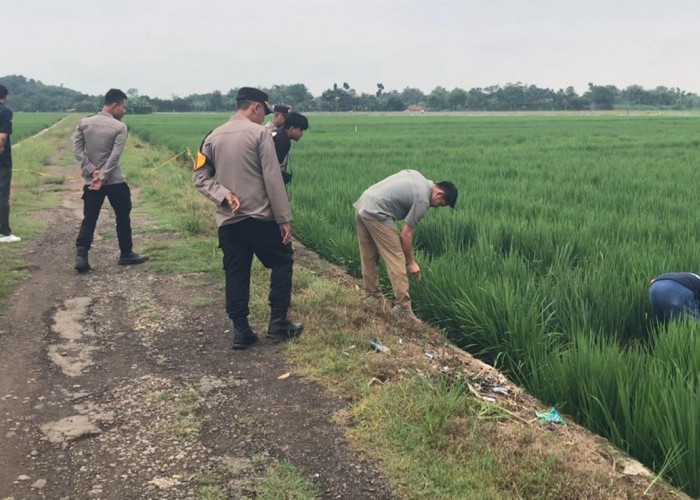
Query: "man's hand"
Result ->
[[89, 169, 103, 190], [279, 222, 292, 245], [225, 192, 240, 213], [407, 261, 421, 281]]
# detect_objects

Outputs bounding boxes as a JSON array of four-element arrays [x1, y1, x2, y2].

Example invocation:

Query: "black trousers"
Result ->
[[218, 218, 294, 322], [76, 182, 133, 254], [0, 161, 12, 235]]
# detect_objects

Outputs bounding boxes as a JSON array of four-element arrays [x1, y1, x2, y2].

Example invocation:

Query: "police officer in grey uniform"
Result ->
[[193, 87, 302, 350], [265, 104, 290, 135], [73, 88, 148, 271]]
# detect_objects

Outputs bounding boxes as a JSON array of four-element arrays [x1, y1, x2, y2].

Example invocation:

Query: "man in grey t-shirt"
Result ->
[[353, 169, 457, 321]]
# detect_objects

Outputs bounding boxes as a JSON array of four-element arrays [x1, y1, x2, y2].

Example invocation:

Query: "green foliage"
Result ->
[[125, 112, 700, 496], [0, 115, 80, 312], [255, 461, 321, 499], [586, 83, 620, 110], [0, 257, 28, 316], [350, 374, 617, 498], [5, 73, 700, 112], [119, 134, 219, 238], [11, 112, 66, 140], [124, 113, 230, 159], [0, 75, 98, 112]]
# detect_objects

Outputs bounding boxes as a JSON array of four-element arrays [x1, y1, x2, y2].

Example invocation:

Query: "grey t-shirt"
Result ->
[[353, 169, 433, 229]]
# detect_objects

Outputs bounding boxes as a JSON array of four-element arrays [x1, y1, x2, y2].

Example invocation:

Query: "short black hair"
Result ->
[[436, 181, 458, 208], [0, 85, 8, 99], [284, 112, 309, 131], [104, 88, 127, 106], [237, 99, 254, 111]]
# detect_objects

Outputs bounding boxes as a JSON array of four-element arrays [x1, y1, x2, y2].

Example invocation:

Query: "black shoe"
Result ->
[[266, 318, 303, 343], [118, 252, 149, 266], [75, 247, 91, 273], [232, 327, 259, 350]]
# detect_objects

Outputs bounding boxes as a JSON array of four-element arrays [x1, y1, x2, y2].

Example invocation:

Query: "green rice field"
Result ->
[[11, 112, 65, 141], [127, 112, 700, 495]]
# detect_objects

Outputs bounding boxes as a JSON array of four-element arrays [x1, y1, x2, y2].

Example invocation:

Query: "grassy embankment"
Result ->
[[0, 112, 68, 311]]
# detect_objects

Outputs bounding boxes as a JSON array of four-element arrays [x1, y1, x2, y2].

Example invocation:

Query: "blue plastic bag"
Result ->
[[535, 408, 565, 425]]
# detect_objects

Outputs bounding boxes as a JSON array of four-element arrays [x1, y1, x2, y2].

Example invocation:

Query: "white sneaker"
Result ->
[[0, 234, 21, 243]]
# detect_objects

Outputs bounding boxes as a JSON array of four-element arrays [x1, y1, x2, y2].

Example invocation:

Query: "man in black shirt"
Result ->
[[0, 84, 20, 243], [649, 272, 700, 323], [272, 112, 309, 185]]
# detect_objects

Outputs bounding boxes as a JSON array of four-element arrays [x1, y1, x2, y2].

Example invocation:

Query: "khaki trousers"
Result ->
[[354, 210, 411, 309]]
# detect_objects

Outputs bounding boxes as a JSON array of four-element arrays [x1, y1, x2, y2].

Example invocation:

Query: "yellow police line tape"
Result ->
[[152, 147, 194, 170]]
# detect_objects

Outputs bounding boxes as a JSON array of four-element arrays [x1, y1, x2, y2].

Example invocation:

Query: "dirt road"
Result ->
[[0, 145, 392, 498]]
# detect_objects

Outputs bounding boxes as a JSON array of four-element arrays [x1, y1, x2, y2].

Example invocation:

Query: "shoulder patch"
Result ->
[[194, 151, 209, 170], [193, 129, 214, 170]]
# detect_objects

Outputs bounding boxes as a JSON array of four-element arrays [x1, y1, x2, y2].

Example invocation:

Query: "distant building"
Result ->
[[406, 105, 424, 113]]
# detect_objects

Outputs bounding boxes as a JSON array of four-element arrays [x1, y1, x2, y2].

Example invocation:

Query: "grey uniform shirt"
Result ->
[[353, 169, 433, 229], [265, 121, 280, 135], [73, 111, 127, 186], [193, 115, 292, 228]]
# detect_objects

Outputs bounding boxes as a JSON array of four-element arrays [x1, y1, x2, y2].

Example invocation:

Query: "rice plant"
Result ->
[[125, 112, 700, 496]]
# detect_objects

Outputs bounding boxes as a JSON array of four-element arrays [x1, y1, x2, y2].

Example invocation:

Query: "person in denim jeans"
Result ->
[[649, 273, 700, 323]]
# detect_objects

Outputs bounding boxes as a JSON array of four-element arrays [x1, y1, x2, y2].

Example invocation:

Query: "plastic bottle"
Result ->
[[370, 340, 390, 353]]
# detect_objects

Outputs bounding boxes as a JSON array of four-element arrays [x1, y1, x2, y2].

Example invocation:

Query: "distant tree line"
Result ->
[[0, 75, 100, 113], [2, 74, 699, 114]]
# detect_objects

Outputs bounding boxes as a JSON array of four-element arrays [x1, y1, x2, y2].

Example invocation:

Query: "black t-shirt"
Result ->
[[0, 103, 12, 164], [272, 129, 291, 165]]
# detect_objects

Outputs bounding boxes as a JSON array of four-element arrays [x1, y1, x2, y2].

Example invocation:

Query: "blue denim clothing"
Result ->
[[649, 279, 699, 323]]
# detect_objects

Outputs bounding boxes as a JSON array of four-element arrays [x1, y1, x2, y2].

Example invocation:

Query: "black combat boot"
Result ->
[[231, 318, 258, 350], [118, 252, 149, 266], [266, 317, 303, 343], [75, 247, 91, 273]]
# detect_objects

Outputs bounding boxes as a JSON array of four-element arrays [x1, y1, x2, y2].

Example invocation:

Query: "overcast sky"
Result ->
[[4, 0, 699, 99]]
